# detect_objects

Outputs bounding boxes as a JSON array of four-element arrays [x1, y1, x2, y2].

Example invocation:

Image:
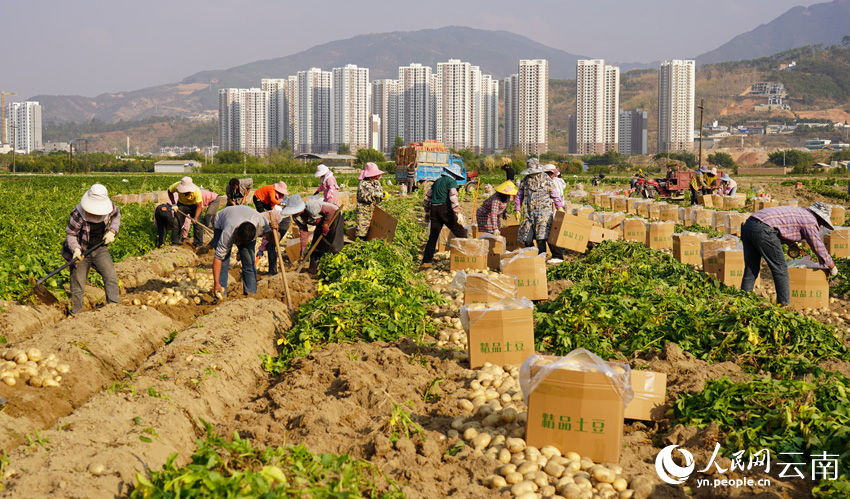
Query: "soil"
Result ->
[[0, 301, 64, 344]]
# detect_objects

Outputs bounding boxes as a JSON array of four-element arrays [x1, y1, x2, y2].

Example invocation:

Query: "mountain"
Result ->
[[696, 0, 850, 65], [32, 26, 587, 124]]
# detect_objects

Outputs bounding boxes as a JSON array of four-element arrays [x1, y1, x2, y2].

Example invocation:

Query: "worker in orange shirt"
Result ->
[[253, 181, 288, 213]]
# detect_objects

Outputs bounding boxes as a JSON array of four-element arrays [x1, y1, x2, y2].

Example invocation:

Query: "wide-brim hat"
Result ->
[[443, 164, 464, 180], [698, 166, 711, 174], [709, 168, 717, 175], [495, 181, 518, 196], [809, 202, 836, 230], [359, 162, 385, 181], [520, 165, 546, 175], [314, 164, 330, 178], [544, 163, 561, 176], [280, 194, 305, 216], [721, 174, 732, 181], [176, 176, 197, 193], [274, 181, 288, 196], [80, 184, 113, 216]]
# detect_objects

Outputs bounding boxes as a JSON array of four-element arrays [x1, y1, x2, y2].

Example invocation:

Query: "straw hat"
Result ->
[[359, 162, 385, 181], [721, 174, 732, 182], [495, 181, 518, 196], [176, 176, 197, 193], [314, 164, 331, 178], [280, 194, 305, 216], [80, 184, 113, 216], [273, 181, 288, 195], [809, 202, 835, 230], [443, 163, 464, 180]]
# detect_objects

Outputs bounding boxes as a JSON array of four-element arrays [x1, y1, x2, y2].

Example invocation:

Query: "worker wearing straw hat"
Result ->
[[253, 181, 288, 213], [355, 162, 387, 239], [516, 158, 565, 264], [62, 184, 121, 315], [741, 202, 838, 305], [719, 174, 737, 196], [476, 181, 517, 235], [421, 164, 468, 268], [167, 176, 203, 245], [283, 194, 344, 274], [314, 164, 340, 206]]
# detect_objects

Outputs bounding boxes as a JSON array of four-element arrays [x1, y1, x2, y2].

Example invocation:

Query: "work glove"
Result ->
[[171, 204, 178, 212], [321, 225, 330, 236], [830, 265, 839, 277], [103, 231, 115, 245], [457, 213, 466, 226], [787, 243, 801, 259], [72, 248, 82, 261], [382, 191, 389, 201]]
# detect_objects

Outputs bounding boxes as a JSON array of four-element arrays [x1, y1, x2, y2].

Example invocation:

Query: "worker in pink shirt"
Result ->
[[314, 164, 340, 205]]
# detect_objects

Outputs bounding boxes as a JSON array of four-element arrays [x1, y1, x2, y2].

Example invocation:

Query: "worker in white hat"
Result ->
[[61, 184, 121, 315], [166, 176, 203, 245], [314, 164, 340, 206]]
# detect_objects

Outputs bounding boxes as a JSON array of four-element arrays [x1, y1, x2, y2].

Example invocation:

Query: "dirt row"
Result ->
[[0, 298, 291, 498]]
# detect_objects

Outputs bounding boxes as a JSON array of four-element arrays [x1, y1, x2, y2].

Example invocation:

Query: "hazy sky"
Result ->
[[6, 0, 822, 98]]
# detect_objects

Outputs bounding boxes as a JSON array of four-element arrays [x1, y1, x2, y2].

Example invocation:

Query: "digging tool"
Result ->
[[175, 208, 215, 248], [30, 240, 106, 306], [273, 227, 293, 313], [296, 209, 341, 272]]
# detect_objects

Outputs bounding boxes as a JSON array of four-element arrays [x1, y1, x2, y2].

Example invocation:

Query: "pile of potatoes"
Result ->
[[450, 363, 653, 499], [0, 348, 70, 387], [130, 268, 214, 308]]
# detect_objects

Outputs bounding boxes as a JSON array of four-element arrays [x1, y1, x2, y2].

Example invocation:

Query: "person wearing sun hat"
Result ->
[[515, 158, 565, 264], [61, 184, 121, 315], [166, 176, 203, 245], [283, 194, 343, 274], [314, 163, 340, 206], [421, 163, 468, 267], [476, 181, 518, 235], [253, 181, 288, 213], [741, 202, 838, 305], [355, 162, 386, 239], [719, 173, 737, 196], [544, 163, 567, 201]]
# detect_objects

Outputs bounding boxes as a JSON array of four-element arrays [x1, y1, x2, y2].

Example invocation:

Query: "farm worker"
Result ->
[[545, 164, 567, 200], [421, 164, 468, 268], [630, 169, 644, 189], [195, 188, 223, 246], [515, 158, 565, 264], [62, 184, 120, 315], [476, 181, 517, 235], [355, 162, 387, 240], [719, 174, 738, 196], [225, 178, 253, 206], [690, 166, 714, 205], [167, 176, 202, 245], [314, 164, 340, 205], [211, 205, 271, 296], [283, 194, 344, 274], [153, 202, 176, 248], [740, 202, 837, 305], [257, 206, 292, 276], [253, 182, 288, 213], [502, 159, 516, 181]]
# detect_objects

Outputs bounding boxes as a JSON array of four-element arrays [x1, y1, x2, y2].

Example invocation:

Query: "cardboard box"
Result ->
[[831, 205, 846, 227], [673, 233, 704, 265], [366, 205, 398, 242], [599, 194, 612, 210], [624, 370, 667, 421], [285, 238, 301, 263], [549, 211, 592, 254], [648, 203, 668, 221], [725, 212, 748, 236], [525, 360, 625, 463], [590, 192, 604, 207], [437, 226, 451, 251], [636, 201, 651, 218], [501, 225, 522, 252], [610, 196, 628, 213], [701, 237, 739, 275], [622, 218, 647, 243], [754, 199, 779, 211], [504, 213, 519, 226], [788, 267, 829, 310], [646, 222, 674, 250], [716, 249, 745, 286], [500, 249, 548, 300], [698, 194, 714, 208], [688, 207, 713, 228], [480, 234, 507, 271], [710, 194, 724, 208], [463, 300, 534, 369], [781, 200, 799, 207], [626, 198, 642, 215], [825, 228, 850, 258], [463, 273, 518, 304], [589, 226, 622, 244], [449, 238, 489, 271], [659, 205, 679, 222], [594, 211, 626, 229], [723, 194, 747, 209]]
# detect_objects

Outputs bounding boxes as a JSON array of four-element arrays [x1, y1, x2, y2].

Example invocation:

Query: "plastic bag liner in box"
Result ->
[[459, 296, 534, 332], [478, 232, 507, 247], [518, 349, 635, 408], [676, 230, 708, 240], [448, 238, 489, 255], [788, 257, 822, 269], [449, 270, 518, 298], [500, 247, 544, 268], [700, 235, 740, 257]]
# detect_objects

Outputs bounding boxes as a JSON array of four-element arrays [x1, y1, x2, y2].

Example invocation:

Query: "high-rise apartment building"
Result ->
[[504, 60, 548, 155], [297, 68, 333, 154], [575, 59, 619, 155], [371, 79, 399, 153], [618, 109, 648, 155], [5, 101, 42, 153], [435, 59, 474, 150], [481, 75, 499, 154], [218, 88, 241, 153], [658, 59, 695, 153], [398, 63, 434, 144], [261, 78, 289, 151], [218, 88, 270, 157], [332, 64, 370, 152]]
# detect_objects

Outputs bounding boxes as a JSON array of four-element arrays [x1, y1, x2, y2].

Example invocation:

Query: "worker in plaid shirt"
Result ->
[[61, 184, 121, 315], [741, 202, 837, 305]]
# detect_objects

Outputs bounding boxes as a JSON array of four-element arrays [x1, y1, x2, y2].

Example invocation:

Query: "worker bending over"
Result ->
[[476, 181, 517, 235], [211, 205, 271, 296]]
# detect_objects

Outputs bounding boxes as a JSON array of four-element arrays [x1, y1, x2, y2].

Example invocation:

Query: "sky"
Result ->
[[4, 0, 823, 98]]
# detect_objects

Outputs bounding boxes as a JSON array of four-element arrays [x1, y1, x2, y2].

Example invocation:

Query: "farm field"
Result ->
[[0, 172, 849, 498]]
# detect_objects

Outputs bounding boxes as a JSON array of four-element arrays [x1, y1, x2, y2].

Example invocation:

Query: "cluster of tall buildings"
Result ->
[[2, 101, 42, 153], [569, 59, 695, 156], [219, 59, 549, 157]]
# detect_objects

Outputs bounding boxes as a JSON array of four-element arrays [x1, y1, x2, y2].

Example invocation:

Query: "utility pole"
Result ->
[[697, 99, 705, 168]]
